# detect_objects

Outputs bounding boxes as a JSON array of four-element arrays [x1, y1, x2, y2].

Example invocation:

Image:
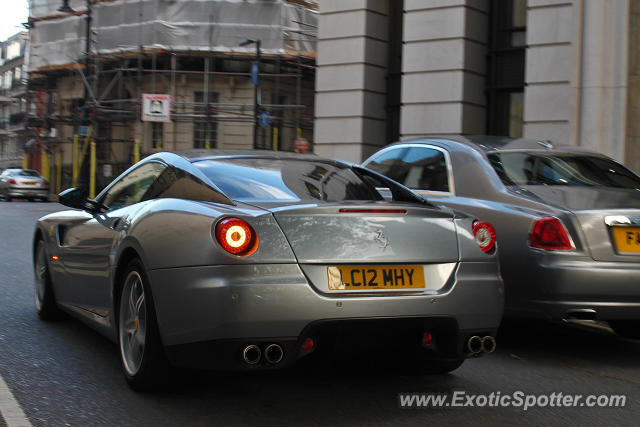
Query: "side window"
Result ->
[[101, 162, 166, 211], [363, 148, 408, 183], [400, 147, 450, 192], [143, 165, 232, 205]]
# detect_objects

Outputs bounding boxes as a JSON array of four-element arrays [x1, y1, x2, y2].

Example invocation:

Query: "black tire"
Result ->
[[117, 259, 168, 391], [609, 320, 640, 340], [34, 239, 61, 320]]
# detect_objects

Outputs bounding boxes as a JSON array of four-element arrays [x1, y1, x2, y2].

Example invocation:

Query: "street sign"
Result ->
[[259, 111, 270, 127], [79, 126, 89, 136], [142, 94, 172, 122], [251, 61, 259, 85]]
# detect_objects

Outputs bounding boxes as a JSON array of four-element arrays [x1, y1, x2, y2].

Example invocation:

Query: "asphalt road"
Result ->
[[1, 201, 639, 426]]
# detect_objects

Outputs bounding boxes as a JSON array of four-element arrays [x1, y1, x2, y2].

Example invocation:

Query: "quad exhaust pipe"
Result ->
[[265, 344, 284, 364], [466, 335, 496, 356], [242, 343, 284, 365], [242, 345, 262, 364]]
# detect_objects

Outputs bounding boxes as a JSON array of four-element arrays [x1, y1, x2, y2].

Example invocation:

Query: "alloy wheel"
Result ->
[[34, 242, 47, 311], [119, 270, 147, 376]]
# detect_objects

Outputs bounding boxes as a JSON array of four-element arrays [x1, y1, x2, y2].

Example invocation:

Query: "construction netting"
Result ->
[[29, 0, 89, 18], [28, 0, 317, 71]]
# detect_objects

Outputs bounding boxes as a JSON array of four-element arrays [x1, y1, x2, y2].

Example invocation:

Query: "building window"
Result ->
[[487, 0, 526, 137], [193, 92, 218, 148]]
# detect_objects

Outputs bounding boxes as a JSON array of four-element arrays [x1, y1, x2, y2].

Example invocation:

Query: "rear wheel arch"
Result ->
[[114, 247, 143, 317], [115, 255, 168, 389], [113, 246, 161, 330]]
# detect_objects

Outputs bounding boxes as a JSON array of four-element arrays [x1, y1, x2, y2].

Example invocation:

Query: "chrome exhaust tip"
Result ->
[[264, 343, 284, 364], [481, 335, 496, 353], [467, 335, 483, 355], [242, 344, 261, 365]]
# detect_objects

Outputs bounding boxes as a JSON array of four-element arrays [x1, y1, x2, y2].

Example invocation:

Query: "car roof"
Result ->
[[4, 168, 38, 173], [172, 149, 345, 163], [389, 135, 603, 156]]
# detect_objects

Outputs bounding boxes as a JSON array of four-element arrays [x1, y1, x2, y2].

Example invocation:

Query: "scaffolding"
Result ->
[[26, 0, 317, 193]]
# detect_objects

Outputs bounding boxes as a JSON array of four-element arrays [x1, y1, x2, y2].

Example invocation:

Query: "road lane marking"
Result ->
[[0, 374, 32, 427]]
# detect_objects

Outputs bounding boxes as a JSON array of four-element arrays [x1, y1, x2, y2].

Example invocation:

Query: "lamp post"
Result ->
[[57, 0, 74, 13], [239, 39, 261, 149], [58, 0, 93, 188]]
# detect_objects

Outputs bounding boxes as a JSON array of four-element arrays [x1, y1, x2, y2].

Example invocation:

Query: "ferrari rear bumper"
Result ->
[[148, 261, 503, 350]]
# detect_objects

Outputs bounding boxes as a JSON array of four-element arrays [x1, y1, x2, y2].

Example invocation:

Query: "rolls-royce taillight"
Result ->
[[529, 217, 573, 250]]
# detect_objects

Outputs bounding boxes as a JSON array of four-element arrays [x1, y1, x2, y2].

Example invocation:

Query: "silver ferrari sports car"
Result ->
[[33, 150, 503, 389], [363, 136, 640, 339]]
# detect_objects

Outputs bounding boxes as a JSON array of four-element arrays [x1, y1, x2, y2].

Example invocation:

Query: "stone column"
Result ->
[[526, 0, 629, 165], [524, 0, 574, 143], [400, 0, 489, 139], [626, 2, 640, 172], [314, 0, 390, 163]]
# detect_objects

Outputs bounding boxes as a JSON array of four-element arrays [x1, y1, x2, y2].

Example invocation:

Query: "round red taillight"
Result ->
[[43, 180, 49, 186], [8, 178, 16, 185], [300, 337, 315, 354], [472, 221, 496, 253], [215, 217, 258, 256], [530, 217, 573, 250]]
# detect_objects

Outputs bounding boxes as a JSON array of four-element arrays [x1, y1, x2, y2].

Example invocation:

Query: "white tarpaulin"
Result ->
[[29, 0, 317, 71]]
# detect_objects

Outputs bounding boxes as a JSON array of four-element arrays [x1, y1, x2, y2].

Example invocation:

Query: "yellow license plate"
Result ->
[[23, 182, 36, 186], [612, 226, 640, 254], [327, 265, 425, 290]]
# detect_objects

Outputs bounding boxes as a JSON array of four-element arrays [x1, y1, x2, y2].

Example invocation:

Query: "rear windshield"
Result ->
[[16, 170, 40, 177], [488, 152, 640, 189], [193, 158, 382, 202]]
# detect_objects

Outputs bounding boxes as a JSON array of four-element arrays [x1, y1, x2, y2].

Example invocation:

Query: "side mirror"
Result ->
[[59, 187, 92, 210]]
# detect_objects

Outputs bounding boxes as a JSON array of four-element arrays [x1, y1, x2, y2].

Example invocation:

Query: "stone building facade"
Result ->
[[314, 0, 640, 172], [0, 32, 28, 170]]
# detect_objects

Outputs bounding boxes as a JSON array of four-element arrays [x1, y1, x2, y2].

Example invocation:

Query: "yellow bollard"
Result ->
[[72, 134, 79, 186], [272, 127, 279, 151], [89, 140, 96, 199], [42, 151, 50, 181], [134, 138, 140, 164], [56, 151, 62, 195], [22, 155, 28, 169], [204, 136, 210, 149]]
